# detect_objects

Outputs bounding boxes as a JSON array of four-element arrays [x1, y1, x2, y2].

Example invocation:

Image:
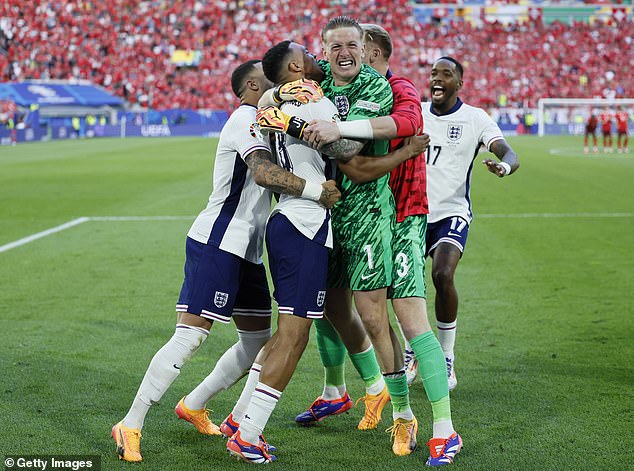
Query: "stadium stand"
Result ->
[[0, 0, 632, 111]]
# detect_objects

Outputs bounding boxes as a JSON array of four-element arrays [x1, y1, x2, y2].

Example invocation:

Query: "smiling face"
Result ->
[[322, 26, 364, 86], [429, 58, 463, 113]]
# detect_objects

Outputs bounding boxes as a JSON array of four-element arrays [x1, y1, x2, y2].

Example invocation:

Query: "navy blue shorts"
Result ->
[[176, 237, 271, 324], [266, 213, 328, 319], [426, 216, 470, 257]]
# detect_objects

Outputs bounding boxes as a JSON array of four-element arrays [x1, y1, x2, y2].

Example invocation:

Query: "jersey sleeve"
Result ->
[[230, 109, 271, 161], [474, 108, 504, 150], [390, 76, 422, 137]]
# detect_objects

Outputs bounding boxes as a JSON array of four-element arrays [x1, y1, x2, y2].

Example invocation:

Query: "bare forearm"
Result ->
[[491, 140, 520, 173], [338, 146, 411, 184], [369, 116, 398, 139], [320, 138, 365, 162], [246, 152, 304, 196]]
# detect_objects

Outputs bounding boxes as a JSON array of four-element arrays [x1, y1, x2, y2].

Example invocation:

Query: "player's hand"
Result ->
[[319, 179, 341, 208], [256, 106, 292, 134], [256, 106, 309, 139], [274, 79, 324, 105], [304, 120, 341, 148], [483, 158, 510, 177], [403, 133, 430, 157]]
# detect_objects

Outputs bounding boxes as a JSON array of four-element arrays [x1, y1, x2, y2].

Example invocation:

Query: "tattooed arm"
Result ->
[[320, 138, 365, 163], [245, 149, 340, 208]]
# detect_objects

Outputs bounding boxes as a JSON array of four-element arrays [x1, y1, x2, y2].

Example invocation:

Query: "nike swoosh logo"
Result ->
[[393, 280, 407, 288], [447, 232, 461, 237], [361, 272, 377, 281], [173, 364, 181, 370]]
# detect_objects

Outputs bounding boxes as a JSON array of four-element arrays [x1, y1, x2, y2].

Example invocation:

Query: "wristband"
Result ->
[[499, 161, 511, 176], [337, 120, 374, 139], [287, 116, 308, 140], [301, 181, 323, 201]]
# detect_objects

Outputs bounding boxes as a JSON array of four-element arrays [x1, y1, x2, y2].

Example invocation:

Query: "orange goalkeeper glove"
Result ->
[[273, 79, 324, 105], [256, 106, 308, 139]]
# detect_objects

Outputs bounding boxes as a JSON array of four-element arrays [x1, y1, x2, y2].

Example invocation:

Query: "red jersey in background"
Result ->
[[387, 72, 428, 222], [615, 111, 629, 133], [600, 112, 612, 132]]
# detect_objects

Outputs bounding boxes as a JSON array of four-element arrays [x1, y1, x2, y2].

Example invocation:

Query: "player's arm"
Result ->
[[337, 134, 429, 184], [244, 149, 340, 208], [257, 104, 367, 161], [304, 77, 420, 146], [483, 139, 520, 177]]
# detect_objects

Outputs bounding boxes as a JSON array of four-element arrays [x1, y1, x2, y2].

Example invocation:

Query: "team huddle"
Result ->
[[111, 16, 519, 467]]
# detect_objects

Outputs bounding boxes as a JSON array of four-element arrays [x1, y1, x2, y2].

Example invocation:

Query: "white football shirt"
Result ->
[[271, 98, 339, 248], [188, 104, 272, 263], [423, 99, 504, 223]]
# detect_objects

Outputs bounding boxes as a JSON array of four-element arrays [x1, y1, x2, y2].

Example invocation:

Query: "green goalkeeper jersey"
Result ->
[[319, 61, 394, 221]]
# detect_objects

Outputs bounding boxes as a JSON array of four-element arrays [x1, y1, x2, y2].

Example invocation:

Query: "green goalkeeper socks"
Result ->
[[410, 331, 450, 402], [384, 372, 412, 419], [349, 346, 383, 390], [315, 318, 346, 386]]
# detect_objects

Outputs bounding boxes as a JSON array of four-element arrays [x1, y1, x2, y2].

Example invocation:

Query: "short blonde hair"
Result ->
[[361, 24, 392, 60]]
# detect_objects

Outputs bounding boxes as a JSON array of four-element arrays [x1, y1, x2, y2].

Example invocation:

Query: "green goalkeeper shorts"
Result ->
[[388, 215, 427, 299], [335, 213, 394, 292]]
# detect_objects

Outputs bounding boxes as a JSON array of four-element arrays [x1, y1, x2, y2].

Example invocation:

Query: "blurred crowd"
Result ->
[[1, 0, 631, 110]]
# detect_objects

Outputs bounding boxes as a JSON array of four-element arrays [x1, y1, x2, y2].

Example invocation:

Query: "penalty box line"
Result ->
[[1, 213, 633, 254]]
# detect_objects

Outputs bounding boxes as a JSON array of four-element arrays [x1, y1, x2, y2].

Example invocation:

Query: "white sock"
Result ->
[[185, 329, 271, 410], [322, 385, 346, 400], [367, 375, 386, 396], [122, 324, 208, 429], [436, 320, 457, 361], [433, 419, 455, 439], [239, 382, 281, 445], [393, 408, 415, 421], [231, 362, 262, 423]]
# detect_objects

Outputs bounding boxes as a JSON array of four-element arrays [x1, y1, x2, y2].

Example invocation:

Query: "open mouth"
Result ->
[[432, 86, 445, 99], [338, 59, 354, 68]]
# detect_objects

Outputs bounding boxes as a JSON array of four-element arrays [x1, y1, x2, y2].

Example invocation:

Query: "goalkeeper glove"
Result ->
[[273, 79, 324, 105], [256, 106, 308, 140]]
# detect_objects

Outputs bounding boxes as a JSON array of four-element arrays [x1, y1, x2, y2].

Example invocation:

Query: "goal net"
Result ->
[[537, 98, 634, 136]]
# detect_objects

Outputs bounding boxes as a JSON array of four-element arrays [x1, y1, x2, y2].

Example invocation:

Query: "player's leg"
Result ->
[[113, 238, 239, 461], [592, 131, 598, 152], [178, 261, 272, 433], [427, 217, 469, 391], [390, 215, 458, 460], [228, 214, 328, 463], [584, 131, 589, 153], [343, 214, 399, 433]]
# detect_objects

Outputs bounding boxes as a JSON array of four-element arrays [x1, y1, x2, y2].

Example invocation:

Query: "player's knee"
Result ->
[[172, 325, 208, 360], [432, 265, 455, 288], [236, 328, 272, 364]]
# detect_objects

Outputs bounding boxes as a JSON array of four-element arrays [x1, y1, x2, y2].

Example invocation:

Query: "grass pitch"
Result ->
[[1, 136, 633, 470]]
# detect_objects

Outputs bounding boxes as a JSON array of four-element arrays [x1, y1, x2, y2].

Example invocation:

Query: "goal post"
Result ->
[[537, 98, 634, 136]]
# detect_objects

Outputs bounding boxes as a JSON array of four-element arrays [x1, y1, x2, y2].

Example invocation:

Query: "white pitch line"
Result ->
[[479, 212, 634, 218], [0, 217, 90, 253], [2, 212, 632, 254], [90, 216, 193, 221]]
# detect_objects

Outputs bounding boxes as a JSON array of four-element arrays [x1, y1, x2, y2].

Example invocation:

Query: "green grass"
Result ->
[[1, 136, 633, 470]]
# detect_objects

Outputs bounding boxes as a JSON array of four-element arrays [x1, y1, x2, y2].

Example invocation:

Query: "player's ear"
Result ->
[[246, 78, 259, 92]]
